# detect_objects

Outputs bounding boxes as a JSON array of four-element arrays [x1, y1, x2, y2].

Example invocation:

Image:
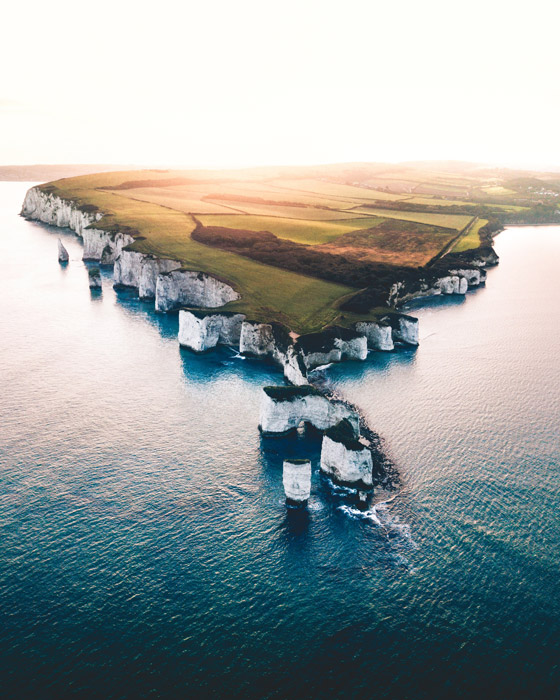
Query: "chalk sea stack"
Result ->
[[57, 238, 69, 263], [283, 459, 312, 506], [88, 267, 102, 289], [320, 419, 374, 490], [259, 386, 359, 437]]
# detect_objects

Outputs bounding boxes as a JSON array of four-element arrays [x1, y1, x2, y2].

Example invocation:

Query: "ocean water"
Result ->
[[0, 181, 559, 699]]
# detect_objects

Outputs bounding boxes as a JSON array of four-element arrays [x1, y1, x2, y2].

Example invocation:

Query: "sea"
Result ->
[[1, 181, 559, 699]]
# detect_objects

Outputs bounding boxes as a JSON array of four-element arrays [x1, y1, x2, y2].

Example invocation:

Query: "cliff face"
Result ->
[[282, 459, 312, 505], [22, 187, 134, 264], [22, 187, 100, 235], [114, 250, 183, 299], [259, 386, 360, 436], [294, 327, 368, 371], [320, 434, 373, 489], [178, 311, 245, 352], [155, 270, 240, 312], [355, 320, 394, 351]]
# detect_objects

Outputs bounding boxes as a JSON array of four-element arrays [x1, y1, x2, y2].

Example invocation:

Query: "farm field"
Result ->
[[349, 206, 474, 231], [196, 214, 387, 244], [35, 162, 560, 332]]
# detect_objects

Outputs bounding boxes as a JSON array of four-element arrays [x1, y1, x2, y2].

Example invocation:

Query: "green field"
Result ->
[[37, 162, 559, 332], [197, 213, 386, 244], [349, 206, 474, 231], [453, 218, 489, 252]]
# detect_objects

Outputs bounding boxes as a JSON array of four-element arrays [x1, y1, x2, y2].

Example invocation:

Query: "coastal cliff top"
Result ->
[[34, 163, 559, 332]]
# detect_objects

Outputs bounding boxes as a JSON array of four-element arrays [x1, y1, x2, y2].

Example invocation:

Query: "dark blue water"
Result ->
[[1, 181, 559, 699]]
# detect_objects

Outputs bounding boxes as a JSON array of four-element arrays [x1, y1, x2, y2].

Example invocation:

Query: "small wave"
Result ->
[[324, 477, 358, 495], [339, 504, 383, 526], [308, 363, 333, 373], [338, 498, 417, 548]]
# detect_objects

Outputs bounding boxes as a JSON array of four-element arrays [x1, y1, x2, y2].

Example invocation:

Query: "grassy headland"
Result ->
[[36, 162, 560, 332]]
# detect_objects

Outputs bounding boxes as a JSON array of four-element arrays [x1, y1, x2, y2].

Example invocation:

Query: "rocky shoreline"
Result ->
[[21, 185, 500, 500]]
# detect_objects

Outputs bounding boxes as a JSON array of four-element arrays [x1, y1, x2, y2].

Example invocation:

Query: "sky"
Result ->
[[2, 0, 560, 170]]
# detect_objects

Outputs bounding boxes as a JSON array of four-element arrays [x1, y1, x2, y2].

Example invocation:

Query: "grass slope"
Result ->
[[41, 173, 355, 332]]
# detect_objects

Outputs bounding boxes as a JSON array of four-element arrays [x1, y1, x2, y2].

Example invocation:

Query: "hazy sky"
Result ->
[[2, 0, 559, 169]]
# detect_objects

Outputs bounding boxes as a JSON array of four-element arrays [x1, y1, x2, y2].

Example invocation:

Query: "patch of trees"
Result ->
[[191, 221, 471, 313], [503, 204, 560, 224]]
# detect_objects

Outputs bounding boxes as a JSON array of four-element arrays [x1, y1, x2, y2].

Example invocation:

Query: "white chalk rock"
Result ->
[[283, 459, 312, 505], [239, 321, 277, 357], [449, 268, 484, 287], [57, 238, 69, 263], [21, 187, 102, 235], [283, 346, 309, 386], [113, 249, 146, 288], [320, 421, 373, 488], [392, 314, 419, 346], [83, 229, 134, 263], [259, 386, 359, 436], [88, 268, 102, 289], [355, 320, 394, 351], [295, 327, 367, 371], [139, 257, 182, 299], [178, 310, 245, 352], [155, 269, 239, 312]]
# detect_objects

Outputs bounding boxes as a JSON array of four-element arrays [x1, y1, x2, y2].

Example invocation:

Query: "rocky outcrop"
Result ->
[[259, 386, 360, 436], [57, 239, 69, 263], [389, 313, 419, 346], [294, 327, 367, 371], [355, 319, 394, 351], [388, 266, 490, 306], [155, 269, 239, 312], [88, 267, 102, 289], [83, 229, 134, 263], [20, 187, 135, 264], [239, 321, 308, 385], [448, 267, 487, 287], [21, 187, 101, 235], [283, 459, 312, 506], [447, 246, 499, 268], [178, 310, 246, 352], [282, 345, 309, 386], [113, 250, 182, 299], [320, 419, 373, 489]]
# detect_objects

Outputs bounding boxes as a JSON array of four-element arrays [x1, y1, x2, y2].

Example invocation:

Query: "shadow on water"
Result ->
[[114, 287, 180, 340], [402, 291, 469, 311]]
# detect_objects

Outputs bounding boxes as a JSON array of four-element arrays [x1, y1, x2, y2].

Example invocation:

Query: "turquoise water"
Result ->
[[1, 182, 559, 698]]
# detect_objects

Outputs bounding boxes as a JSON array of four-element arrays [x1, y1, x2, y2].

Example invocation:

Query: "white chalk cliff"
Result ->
[[22, 187, 101, 235], [355, 320, 394, 351], [259, 386, 360, 436], [155, 269, 240, 312], [178, 311, 245, 352], [320, 430, 373, 488], [283, 459, 312, 504]]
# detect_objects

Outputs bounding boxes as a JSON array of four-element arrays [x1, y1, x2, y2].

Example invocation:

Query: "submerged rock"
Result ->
[[88, 267, 102, 289], [320, 419, 373, 489], [283, 459, 312, 506], [259, 385, 359, 436], [57, 238, 69, 263]]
